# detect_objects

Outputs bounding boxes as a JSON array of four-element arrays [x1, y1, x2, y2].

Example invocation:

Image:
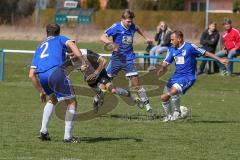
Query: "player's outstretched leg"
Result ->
[[105, 83, 146, 109]]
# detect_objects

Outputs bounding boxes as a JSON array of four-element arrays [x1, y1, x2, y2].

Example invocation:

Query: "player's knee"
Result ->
[[106, 83, 115, 93], [160, 94, 170, 102], [98, 83, 106, 90], [65, 98, 77, 108], [49, 99, 57, 105], [128, 75, 139, 87], [131, 86, 139, 91], [49, 95, 58, 105], [110, 88, 117, 94]]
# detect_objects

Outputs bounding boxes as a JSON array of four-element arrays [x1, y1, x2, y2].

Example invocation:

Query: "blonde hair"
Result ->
[[158, 21, 168, 28]]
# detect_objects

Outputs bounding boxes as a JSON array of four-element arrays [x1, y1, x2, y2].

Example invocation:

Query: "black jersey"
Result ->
[[62, 49, 108, 84]]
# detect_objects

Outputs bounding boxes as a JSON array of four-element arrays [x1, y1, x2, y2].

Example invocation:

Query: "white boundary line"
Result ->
[[4, 49, 35, 54], [3, 49, 112, 57]]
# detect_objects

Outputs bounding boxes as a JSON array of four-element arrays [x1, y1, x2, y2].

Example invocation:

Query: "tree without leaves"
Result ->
[[87, 0, 100, 10], [233, 0, 240, 12], [0, 0, 35, 24], [117, 0, 184, 11], [107, 0, 128, 9], [156, 0, 184, 11]]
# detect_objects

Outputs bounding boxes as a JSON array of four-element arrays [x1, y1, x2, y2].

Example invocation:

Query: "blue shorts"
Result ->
[[167, 77, 195, 94], [38, 66, 75, 101], [106, 59, 138, 77]]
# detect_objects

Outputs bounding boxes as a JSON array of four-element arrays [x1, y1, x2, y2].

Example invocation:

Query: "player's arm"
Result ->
[[96, 56, 107, 74], [100, 33, 112, 44], [86, 56, 107, 81], [66, 41, 87, 71], [204, 51, 228, 64], [136, 26, 153, 44], [28, 68, 46, 103], [157, 62, 168, 77], [100, 34, 118, 51]]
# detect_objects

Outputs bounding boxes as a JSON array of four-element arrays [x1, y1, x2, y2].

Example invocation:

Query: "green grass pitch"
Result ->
[[0, 40, 240, 160]]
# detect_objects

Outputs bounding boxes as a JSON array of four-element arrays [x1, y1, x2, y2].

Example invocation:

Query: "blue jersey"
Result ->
[[31, 36, 70, 73], [164, 42, 206, 80], [104, 22, 138, 61]]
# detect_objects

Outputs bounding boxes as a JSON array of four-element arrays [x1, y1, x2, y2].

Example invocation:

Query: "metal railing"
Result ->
[[1, 49, 240, 81]]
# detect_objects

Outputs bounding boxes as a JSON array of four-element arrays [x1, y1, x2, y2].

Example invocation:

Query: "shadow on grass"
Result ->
[[102, 114, 239, 124], [101, 113, 162, 121], [190, 120, 239, 124], [78, 136, 143, 143]]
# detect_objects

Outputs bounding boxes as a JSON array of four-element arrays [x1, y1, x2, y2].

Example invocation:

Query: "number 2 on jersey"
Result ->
[[40, 42, 49, 58]]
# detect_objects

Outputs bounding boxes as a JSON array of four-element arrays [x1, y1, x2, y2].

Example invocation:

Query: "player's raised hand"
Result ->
[[40, 92, 46, 103]]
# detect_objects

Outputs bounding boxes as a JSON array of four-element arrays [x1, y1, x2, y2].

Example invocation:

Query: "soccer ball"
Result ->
[[171, 105, 190, 121], [180, 106, 189, 118]]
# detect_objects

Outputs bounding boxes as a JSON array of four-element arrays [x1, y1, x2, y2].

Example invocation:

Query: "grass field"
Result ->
[[0, 40, 240, 160]]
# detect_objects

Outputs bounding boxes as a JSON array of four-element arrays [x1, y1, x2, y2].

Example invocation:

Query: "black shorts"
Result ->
[[87, 69, 111, 88]]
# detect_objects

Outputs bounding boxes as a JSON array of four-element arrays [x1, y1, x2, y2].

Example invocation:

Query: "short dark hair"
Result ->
[[209, 21, 217, 26], [172, 30, 184, 39], [46, 23, 60, 36], [223, 18, 232, 24], [122, 9, 135, 19]]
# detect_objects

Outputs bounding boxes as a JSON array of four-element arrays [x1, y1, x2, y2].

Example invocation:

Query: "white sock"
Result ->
[[64, 106, 76, 140], [162, 101, 172, 116], [115, 87, 130, 97], [137, 87, 148, 102], [40, 102, 55, 134], [145, 103, 152, 111], [137, 87, 152, 111], [171, 95, 181, 112]]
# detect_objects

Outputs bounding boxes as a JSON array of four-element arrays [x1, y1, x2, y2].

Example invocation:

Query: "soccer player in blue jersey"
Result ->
[[28, 23, 87, 143], [100, 9, 153, 113], [157, 30, 228, 121]]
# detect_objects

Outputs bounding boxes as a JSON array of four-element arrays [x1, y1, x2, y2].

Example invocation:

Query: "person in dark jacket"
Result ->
[[198, 22, 220, 75], [147, 21, 172, 71]]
